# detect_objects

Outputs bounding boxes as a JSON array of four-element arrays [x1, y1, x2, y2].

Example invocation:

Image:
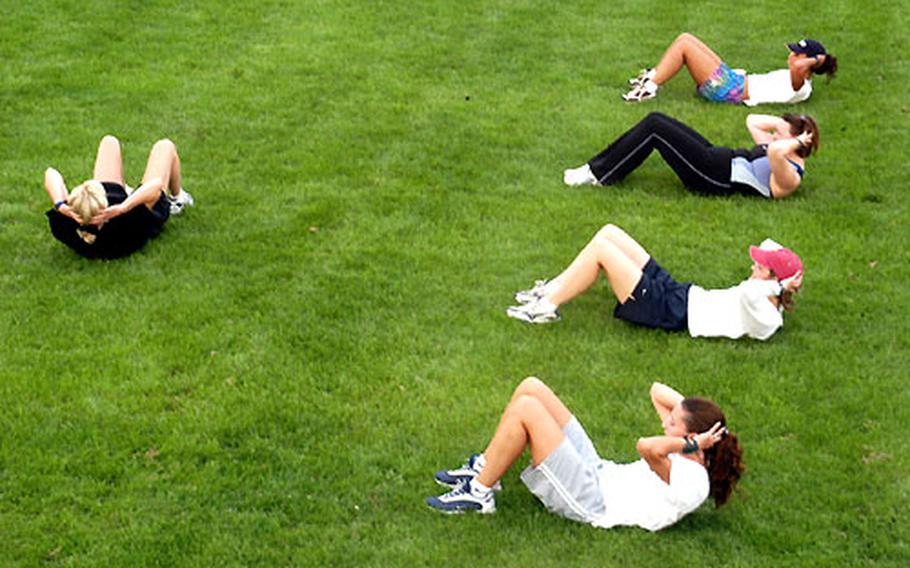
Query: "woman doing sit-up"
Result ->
[[427, 378, 743, 532], [44, 135, 194, 259], [564, 112, 818, 199], [507, 224, 803, 341], [623, 33, 837, 104]]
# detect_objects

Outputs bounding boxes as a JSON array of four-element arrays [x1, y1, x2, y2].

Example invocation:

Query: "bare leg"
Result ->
[[141, 139, 182, 198], [546, 224, 648, 305], [652, 33, 723, 86], [596, 224, 650, 267], [507, 377, 573, 427], [475, 391, 566, 487], [92, 135, 125, 186]]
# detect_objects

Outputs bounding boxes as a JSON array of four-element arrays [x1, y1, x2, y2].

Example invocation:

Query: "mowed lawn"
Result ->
[[1, 0, 908, 565]]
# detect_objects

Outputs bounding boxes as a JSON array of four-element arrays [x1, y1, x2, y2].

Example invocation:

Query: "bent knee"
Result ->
[[597, 223, 624, 239], [516, 376, 546, 396], [509, 394, 546, 418], [152, 138, 176, 153], [100, 134, 120, 147], [644, 111, 670, 123], [676, 32, 697, 43]]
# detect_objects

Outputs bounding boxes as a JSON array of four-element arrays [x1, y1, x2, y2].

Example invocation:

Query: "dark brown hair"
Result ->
[[769, 269, 799, 311], [813, 54, 838, 78], [681, 397, 744, 508], [782, 113, 820, 157]]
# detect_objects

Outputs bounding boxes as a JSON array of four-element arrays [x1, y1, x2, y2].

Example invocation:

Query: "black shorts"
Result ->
[[613, 258, 691, 332], [102, 182, 170, 229]]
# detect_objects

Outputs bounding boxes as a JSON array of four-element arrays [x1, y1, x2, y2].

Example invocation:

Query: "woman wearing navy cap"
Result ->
[[506, 223, 804, 341], [623, 33, 837, 104]]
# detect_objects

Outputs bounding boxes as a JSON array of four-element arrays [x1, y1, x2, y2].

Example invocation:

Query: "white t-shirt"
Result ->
[[592, 454, 709, 531], [743, 69, 812, 106], [687, 279, 784, 340]]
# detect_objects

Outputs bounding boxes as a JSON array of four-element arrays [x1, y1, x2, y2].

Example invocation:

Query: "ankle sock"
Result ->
[[537, 298, 558, 313], [469, 479, 492, 497]]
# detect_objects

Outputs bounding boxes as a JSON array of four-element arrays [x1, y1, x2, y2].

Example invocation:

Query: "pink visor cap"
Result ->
[[749, 239, 803, 280]]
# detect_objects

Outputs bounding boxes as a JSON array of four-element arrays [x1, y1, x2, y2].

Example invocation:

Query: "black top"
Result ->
[[46, 182, 169, 259]]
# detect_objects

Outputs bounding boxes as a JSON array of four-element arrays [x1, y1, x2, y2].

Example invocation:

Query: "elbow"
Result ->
[[636, 437, 652, 458]]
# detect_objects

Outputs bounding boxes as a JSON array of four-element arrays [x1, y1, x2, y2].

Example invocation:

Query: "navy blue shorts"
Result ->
[[613, 258, 691, 332]]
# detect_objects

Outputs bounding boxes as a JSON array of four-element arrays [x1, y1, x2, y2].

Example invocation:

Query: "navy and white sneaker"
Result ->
[[514, 279, 550, 305], [426, 482, 496, 515], [506, 299, 560, 324], [435, 454, 501, 491]]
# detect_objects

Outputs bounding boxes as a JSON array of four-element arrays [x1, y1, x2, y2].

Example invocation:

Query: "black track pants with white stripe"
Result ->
[[587, 112, 737, 195]]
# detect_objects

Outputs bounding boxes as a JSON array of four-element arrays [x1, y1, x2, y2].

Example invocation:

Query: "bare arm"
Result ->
[[768, 135, 809, 199], [90, 177, 164, 225], [44, 167, 68, 203], [44, 168, 83, 223], [637, 423, 725, 483], [789, 56, 819, 90], [745, 114, 791, 145], [650, 382, 684, 423]]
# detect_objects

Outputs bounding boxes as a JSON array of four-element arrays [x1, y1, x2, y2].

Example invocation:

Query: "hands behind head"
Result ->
[[796, 131, 814, 147], [780, 270, 803, 292], [694, 421, 728, 451], [58, 204, 84, 224], [90, 203, 126, 226]]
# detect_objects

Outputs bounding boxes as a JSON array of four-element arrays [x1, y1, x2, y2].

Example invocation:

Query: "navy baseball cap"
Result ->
[[787, 39, 827, 57]]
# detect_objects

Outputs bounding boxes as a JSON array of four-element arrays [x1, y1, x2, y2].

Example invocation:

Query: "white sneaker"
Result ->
[[426, 481, 496, 515], [514, 279, 550, 304], [628, 67, 655, 87], [506, 299, 560, 324], [563, 164, 597, 186], [622, 80, 658, 102], [169, 188, 195, 215]]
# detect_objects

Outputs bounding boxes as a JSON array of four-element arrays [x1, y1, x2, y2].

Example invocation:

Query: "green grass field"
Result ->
[[2, 0, 908, 565]]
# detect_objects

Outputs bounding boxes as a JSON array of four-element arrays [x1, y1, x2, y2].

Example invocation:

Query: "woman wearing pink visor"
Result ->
[[507, 224, 803, 341]]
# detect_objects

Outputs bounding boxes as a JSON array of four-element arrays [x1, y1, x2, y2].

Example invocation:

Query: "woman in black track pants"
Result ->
[[563, 112, 818, 200]]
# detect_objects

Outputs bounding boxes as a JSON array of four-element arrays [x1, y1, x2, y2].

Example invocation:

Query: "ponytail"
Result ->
[[681, 397, 745, 508], [702, 433, 744, 508]]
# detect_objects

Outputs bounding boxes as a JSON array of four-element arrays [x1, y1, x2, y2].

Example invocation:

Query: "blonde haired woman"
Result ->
[[44, 135, 194, 258]]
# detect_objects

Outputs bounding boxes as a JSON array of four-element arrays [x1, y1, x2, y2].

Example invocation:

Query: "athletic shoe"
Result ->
[[514, 279, 550, 305], [435, 454, 502, 491], [169, 188, 195, 215], [628, 67, 655, 88], [622, 80, 658, 102], [563, 164, 598, 186], [426, 483, 496, 515], [506, 299, 560, 324]]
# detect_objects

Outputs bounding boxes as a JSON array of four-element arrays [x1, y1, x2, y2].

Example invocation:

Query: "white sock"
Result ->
[[473, 453, 487, 472], [643, 68, 656, 82], [563, 164, 597, 186], [469, 479, 492, 497], [536, 298, 558, 313], [642, 79, 658, 93]]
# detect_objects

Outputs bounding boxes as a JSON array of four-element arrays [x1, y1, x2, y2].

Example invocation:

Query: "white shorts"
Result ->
[[520, 416, 607, 524]]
